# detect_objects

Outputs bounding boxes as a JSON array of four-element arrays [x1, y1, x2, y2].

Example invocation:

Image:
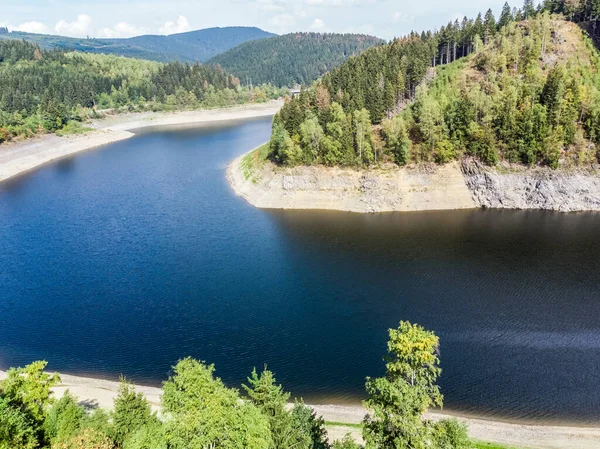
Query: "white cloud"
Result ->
[[310, 18, 328, 31], [269, 13, 296, 28], [392, 12, 414, 23], [159, 16, 191, 35], [15, 21, 48, 34], [55, 14, 93, 37], [99, 22, 143, 38]]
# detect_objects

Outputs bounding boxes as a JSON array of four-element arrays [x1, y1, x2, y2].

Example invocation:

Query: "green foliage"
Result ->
[[0, 40, 287, 143], [382, 116, 411, 165], [243, 367, 313, 449], [431, 419, 471, 449], [0, 397, 38, 449], [52, 428, 114, 449], [55, 121, 93, 137], [162, 358, 271, 449], [363, 322, 447, 449], [332, 434, 361, 449], [44, 393, 85, 445], [209, 33, 383, 87], [122, 421, 167, 449], [111, 380, 155, 446], [1, 361, 60, 424], [269, 12, 600, 170], [290, 402, 330, 449], [79, 409, 112, 437]]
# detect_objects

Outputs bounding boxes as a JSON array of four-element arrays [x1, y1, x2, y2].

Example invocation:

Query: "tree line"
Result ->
[[0, 322, 475, 449], [0, 40, 287, 143], [269, 1, 600, 168], [209, 33, 384, 88]]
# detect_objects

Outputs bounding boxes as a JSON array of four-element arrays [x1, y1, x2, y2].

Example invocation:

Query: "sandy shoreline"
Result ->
[[0, 101, 283, 184], [1, 370, 598, 448]]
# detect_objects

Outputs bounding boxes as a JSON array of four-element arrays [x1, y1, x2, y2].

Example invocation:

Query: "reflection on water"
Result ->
[[1, 118, 599, 424]]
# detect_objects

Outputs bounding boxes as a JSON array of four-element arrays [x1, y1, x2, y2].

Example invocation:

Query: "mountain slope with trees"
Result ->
[[268, 1, 600, 170], [0, 26, 275, 63], [0, 39, 286, 143], [208, 33, 384, 87]]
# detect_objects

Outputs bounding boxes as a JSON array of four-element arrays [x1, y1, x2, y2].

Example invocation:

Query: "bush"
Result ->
[[122, 422, 166, 449], [111, 381, 154, 446], [435, 140, 457, 164], [44, 392, 85, 445], [0, 398, 39, 449], [431, 419, 471, 449], [52, 429, 114, 449], [332, 434, 361, 449], [56, 121, 93, 137]]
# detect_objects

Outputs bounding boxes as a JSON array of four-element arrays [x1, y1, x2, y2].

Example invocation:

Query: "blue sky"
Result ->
[[2, 0, 518, 40]]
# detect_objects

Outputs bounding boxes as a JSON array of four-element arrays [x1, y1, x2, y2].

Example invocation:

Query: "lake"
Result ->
[[1, 116, 599, 424]]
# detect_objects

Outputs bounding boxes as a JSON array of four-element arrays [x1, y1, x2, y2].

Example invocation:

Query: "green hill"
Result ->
[[208, 32, 384, 87], [0, 39, 286, 143], [268, 3, 600, 170], [0, 26, 275, 63]]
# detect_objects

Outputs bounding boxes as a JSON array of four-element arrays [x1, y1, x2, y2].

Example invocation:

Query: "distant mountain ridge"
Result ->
[[209, 32, 385, 87], [0, 26, 275, 63]]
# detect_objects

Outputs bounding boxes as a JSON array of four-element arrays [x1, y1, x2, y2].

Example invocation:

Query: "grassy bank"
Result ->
[[240, 142, 270, 184]]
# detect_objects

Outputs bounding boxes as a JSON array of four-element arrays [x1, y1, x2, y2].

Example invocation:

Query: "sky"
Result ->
[[2, 0, 517, 41]]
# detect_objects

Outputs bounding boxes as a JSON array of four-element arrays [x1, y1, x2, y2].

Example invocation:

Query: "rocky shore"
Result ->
[[228, 150, 600, 213]]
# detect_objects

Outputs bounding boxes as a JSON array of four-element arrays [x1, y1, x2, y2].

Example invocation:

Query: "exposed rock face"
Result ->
[[228, 156, 476, 213], [228, 150, 600, 214], [462, 160, 600, 212]]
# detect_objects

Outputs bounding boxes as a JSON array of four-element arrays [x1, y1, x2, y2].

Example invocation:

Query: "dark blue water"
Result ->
[[1, 117, 600, 424]]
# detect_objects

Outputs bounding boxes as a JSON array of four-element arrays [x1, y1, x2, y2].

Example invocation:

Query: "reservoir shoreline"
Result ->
[[1, 370, 598, 449], [0, 100, 283, 184], [228, 149, 600, 213]]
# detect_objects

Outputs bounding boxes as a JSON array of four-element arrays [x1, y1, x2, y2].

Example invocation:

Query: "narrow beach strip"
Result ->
[[0, 101, 282, 184]]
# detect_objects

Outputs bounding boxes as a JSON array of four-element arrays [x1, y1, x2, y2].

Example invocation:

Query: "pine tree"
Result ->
[[523, 0, 537, 18], [484, 9, 497, 44], [499, 2, 515, 29]]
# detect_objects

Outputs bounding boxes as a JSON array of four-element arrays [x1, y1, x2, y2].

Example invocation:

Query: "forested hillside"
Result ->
[[208, 33, 384, 87], [0, 40, 286, 143], [0, 27, 275, 63], [269, 1, 600, 169]]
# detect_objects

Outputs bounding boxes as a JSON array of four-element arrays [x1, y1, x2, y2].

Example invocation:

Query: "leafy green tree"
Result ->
[[111, 380, 155, 446], [363, 322, 443, 449], [243, 367, 311, 449], [300, 115, 325, 164], [382, 116, 411, 165], [332, 435, 361, 449], [542, 65, 567, 127], [431, 419, 471, 449], [53, 428, 114, 449], [122, 421, 167, 449], [483, 9, 497, 43], [523, 0, 537, 18], [162, 358, 271, 449], [499, 2, 515, 29], [44, 392, 85, 445], [353, 109, 374, 165], [290, 402, 329, 449], [1, 361, 60, 423], [0, 397, 38, 449]]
